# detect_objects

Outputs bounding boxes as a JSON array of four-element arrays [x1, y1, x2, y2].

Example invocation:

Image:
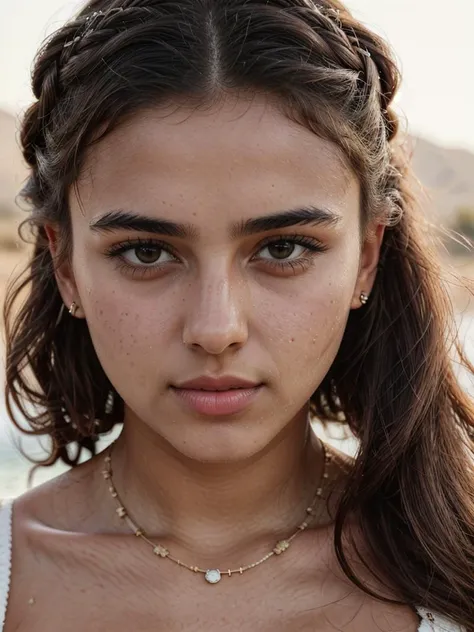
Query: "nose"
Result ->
[[182, 272, 249, 355]]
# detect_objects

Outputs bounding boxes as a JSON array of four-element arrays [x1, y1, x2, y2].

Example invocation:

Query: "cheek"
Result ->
[[73, 243, 175, 343], [85, 291, 175, 346], [256, 253, 358, 382], [73, 258, 177, 392], [265, 286, 349, 355]]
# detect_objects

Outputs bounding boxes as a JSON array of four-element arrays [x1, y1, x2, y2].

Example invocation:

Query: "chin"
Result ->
[[157, 420, 278, 464]]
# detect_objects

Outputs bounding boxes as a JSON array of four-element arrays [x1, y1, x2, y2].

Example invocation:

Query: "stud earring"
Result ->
[[359, 292, 369, 306], [68, 301, 79, 317]]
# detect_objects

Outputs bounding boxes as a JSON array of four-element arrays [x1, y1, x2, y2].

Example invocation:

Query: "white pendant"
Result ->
[[205, 569, 221, 584]]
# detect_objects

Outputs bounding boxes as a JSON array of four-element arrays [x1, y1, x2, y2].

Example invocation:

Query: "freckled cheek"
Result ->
[[277, 294, 348, 352], [77, 281, 174, 372], [257, 268, 354, 386], [286, 267, 352, 332]]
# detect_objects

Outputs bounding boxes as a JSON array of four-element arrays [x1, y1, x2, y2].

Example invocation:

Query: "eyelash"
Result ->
[[104, 234, 328, 278]]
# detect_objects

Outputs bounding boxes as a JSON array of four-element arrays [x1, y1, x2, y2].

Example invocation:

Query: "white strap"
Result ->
[[0, 499, 13, 632], [416, 606, 466, 631]]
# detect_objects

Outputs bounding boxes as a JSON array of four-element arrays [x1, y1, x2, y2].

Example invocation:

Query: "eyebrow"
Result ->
[[89, 205, 341, 239]]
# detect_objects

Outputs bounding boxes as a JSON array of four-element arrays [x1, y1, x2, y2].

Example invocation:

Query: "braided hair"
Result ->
[[4, 0, 474, 627]]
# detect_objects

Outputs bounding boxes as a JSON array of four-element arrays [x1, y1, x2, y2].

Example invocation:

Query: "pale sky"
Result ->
[[0, 0, 473, 151]]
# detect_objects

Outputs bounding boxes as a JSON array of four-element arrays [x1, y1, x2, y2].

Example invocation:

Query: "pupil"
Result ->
[[135, 247, 160, 264], [268, 242, 294, 259]]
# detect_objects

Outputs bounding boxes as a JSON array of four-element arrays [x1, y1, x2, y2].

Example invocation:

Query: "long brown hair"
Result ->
[[4, 0, 474, 626]]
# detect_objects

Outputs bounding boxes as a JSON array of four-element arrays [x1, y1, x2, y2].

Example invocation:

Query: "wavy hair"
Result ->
[[3, 0, 474, 627]]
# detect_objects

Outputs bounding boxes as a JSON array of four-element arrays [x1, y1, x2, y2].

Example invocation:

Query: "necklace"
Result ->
[[101, 440, 332, 584]]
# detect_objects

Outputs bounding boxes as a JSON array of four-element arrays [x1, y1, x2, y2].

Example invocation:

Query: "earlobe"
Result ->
[[44, 224, 80, 312], [351, 223, 385, 310], [68, 301, 80, 318], [351, 290, 370, 310], [54, 300, 84, 326]]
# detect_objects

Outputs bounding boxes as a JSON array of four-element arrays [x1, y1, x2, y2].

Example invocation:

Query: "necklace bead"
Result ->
[[153, 545, 169, 558], [102, 438, 332, 583], [273, 539, 290, 555], [205, 569, 222, 584]]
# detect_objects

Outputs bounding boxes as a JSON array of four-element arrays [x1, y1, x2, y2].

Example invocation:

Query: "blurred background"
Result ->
[[0, 0, 473, 497]]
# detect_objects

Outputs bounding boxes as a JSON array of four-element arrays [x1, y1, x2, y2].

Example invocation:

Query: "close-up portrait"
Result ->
[[0, 0, 473, 630]]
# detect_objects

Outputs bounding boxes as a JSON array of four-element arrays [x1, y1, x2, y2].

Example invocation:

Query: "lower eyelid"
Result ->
[[255, 241, 327, 257]]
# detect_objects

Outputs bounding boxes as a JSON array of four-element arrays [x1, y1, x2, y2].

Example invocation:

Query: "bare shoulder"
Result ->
[[7, 454, 103, 587], [301, 442, 420, 631], [4, 455, 115, 631], [12, 452, 103, 532]]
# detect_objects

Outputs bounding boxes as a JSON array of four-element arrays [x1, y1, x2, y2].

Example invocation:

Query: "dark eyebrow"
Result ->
[[230, 205, 341, 238], [89, 205, 341, 239]]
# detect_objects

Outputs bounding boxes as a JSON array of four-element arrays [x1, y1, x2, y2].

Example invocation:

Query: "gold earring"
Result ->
[[68, 301, 78, 317], [359, 292, 369, 305]]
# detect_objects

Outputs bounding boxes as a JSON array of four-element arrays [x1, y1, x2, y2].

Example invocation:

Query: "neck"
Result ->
[[98, 408, 326, 562]]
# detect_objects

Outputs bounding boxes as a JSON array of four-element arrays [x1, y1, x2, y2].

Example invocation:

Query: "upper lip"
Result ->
[[172, 375, 262, 391]]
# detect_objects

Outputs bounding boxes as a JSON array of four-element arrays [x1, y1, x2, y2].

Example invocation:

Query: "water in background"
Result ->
[[1, 314, 472, 499]]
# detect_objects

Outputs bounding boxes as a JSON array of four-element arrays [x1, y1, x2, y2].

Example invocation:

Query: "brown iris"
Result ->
[[267, 241, 295, 259], [135, 246, 161, 264]]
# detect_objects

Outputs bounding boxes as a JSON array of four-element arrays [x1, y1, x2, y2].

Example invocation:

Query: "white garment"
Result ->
[[0, 498, 466, 631]]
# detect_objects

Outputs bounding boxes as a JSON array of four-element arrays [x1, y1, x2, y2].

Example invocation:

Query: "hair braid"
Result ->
[[315, 0, 401, 141]]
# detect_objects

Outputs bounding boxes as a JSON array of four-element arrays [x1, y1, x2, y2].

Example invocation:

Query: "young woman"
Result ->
[[1, 0, 473, 630]]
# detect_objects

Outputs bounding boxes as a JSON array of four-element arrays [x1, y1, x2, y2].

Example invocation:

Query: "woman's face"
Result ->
[[54, 95, 383, 462]]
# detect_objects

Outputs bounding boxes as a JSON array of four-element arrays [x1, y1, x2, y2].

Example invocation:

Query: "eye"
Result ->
[[253, 235, 328, 273], [105, 234, 328, 279], [259, 240, 306, 261], [105, 238, 178, 269], [124, 244, 171, 266]]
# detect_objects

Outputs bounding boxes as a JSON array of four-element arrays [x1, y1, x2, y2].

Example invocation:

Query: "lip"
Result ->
[[172, 375, 261, 390], [170, 374, 264, 416], [170, 385, 263, 416]]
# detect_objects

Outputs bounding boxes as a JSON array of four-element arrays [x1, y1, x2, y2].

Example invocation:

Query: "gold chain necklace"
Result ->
[[101, 440, 332, 584]]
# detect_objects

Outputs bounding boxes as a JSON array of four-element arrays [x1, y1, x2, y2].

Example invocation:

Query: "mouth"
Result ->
[[180, 386, 247, 391], [170, 384, 264, 416]]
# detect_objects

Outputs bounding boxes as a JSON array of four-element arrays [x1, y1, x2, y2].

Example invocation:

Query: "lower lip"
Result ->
[[171, 386, 263, 416]]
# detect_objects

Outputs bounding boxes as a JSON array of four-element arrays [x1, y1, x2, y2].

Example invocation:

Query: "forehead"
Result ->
[[75, 95, 358, 216]]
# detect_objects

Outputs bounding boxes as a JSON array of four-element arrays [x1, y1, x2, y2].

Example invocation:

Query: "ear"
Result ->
[[44, 224, 84, 318], [350, 222, 385, 310]]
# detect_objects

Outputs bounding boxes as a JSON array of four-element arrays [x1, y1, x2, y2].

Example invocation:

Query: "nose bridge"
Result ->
[[183, 261, 248, 353]]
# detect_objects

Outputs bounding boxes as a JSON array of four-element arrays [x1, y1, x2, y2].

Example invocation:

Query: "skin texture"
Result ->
[[4, 94, 421, 630]]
